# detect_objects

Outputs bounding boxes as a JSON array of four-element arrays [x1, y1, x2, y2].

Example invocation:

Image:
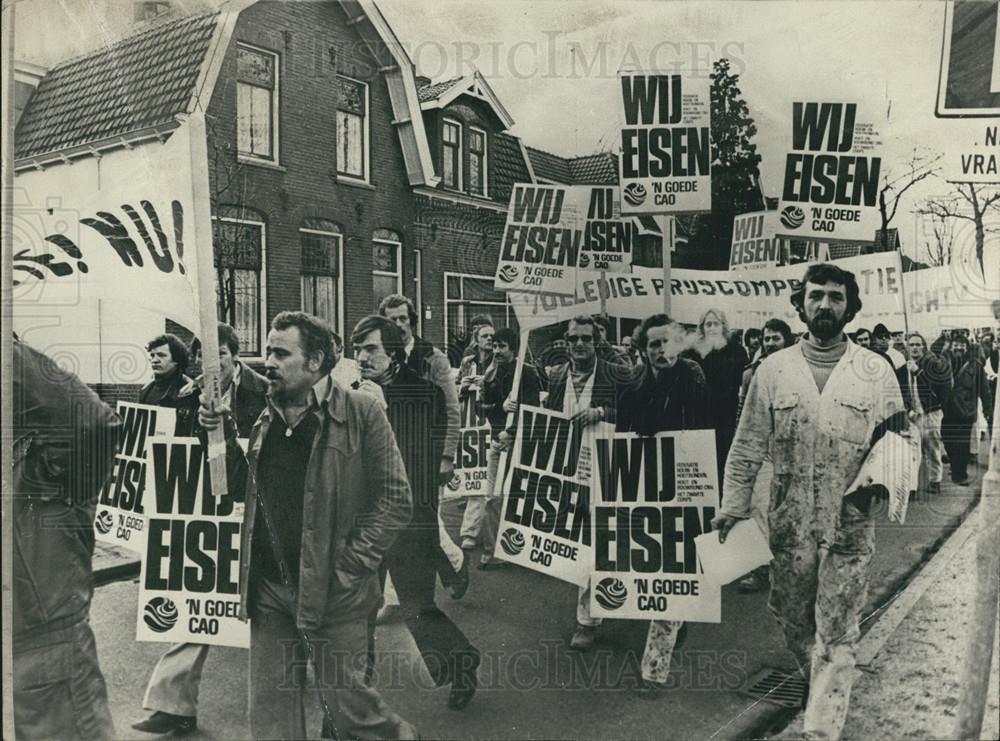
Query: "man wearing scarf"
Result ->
[[353, 315, 480, 711]]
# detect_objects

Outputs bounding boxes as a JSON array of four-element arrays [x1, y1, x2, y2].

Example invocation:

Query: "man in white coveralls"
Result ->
[[714, 263, 904, 740]]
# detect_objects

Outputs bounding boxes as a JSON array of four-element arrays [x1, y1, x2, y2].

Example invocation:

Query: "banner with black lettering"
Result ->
[[729, 211, 780, 271], [618, 71, 711, 214], [509, 252, 906, 333], [777, 99, 884, 242], [445, 389, 493, 497], [136, 437, 249, 648], [94, 402, 176, 553], [589, 429, 721, 623], [497, 405, 610, 585], [494, 185, 638, 296]]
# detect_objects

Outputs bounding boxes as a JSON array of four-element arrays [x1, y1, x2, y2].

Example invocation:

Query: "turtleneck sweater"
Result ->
[[799, 333, 848, 394]]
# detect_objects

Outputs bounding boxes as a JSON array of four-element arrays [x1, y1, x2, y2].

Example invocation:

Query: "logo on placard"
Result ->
[[500, 528, 525, 556], [447, 472, 462, 492], [595, 577, 628, 610], [579, 252, 591, 268], [143, 597, 179, 633], [623, 183, 647, 207], [779, 206, 805, 230], [95, 510, 113, 534], [498, 264, 519, 284]]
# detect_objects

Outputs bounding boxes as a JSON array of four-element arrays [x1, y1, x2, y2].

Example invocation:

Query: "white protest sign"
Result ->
[[729, 211, 780, 271], [695, 519, 772, 586], [137, 437, 249, 648], [496, 405, 602, 586], [777, 100, 884, 242], [589, 429, 721, 623], [619, 71, 712, 214], [94, 402, 176, 553], [509, 252, 906, 332], [444, 389, 493, 497]]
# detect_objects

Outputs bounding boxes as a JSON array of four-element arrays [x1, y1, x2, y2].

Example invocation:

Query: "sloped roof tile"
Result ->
[[491, 132, 531, 203], [525, 146, 617, 185], [417, 76, 462, 103], [15, 12, 218, 159]]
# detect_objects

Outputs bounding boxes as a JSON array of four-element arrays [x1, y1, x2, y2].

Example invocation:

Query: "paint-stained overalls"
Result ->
[[722, 341, 903, 739]]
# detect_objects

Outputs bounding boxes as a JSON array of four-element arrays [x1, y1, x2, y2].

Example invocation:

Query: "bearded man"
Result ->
[[714, 263, 904, 740]]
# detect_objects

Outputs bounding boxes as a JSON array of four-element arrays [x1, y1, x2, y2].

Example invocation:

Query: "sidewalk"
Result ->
[[771, 503, 999, 741]]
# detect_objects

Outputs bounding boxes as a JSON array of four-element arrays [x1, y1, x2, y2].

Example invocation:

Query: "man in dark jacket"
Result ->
[[897, 332, 952, 495], [943, 333, 991, 485], [13, 338, 121, 740], [139, 332, 200, 435], [353, 315, 480, 711]]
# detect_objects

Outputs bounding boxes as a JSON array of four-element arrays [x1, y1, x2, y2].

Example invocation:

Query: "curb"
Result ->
[[716, 483, 983, 741]]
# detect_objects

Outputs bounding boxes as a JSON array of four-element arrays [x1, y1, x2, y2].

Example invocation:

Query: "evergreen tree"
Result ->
[[680, 59, 764, 269]]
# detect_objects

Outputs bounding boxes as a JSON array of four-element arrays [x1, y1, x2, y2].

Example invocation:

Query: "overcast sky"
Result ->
[[14, 0, 998, 263]]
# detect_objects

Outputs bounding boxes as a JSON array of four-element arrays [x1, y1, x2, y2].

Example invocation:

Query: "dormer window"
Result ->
[[442, 119, 462, 190]]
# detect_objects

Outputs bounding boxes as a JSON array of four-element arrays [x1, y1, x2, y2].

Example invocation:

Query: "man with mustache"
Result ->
[[942, 332, 991, 485], [200, 311, 417, 739], [714, 263, 904, 740], [353, 315, 481, 710]]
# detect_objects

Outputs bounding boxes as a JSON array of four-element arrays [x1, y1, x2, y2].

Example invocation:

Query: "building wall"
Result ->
[[205, 0, 416, 356]]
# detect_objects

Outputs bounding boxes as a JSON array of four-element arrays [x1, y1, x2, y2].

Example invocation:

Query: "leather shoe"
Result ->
[[132, 711, 197, 735], [449, 554, 470, 600], [376, 603, 404, 625], [447, 650, 480, 710], [570, 624, 597, 650]]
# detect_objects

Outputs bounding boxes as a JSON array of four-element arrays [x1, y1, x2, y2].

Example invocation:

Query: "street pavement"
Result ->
[[91, 448, 987, 740], [772, 498, 999, 741]]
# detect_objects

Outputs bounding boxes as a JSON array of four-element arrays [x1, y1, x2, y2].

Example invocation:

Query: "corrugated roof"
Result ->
[[417, 76, 462, 103], [491, 132, 531, 203], [525, 146, 617, 185], [15, 12, 218, 160]]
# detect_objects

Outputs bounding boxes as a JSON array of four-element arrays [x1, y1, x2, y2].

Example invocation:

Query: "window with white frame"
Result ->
[[237, 45, 278, 162], [469, 127, 487, 196], [336, 76, 369, 180], [372, 229, 402, 310], [300, 224, 342, 335], [213, 217, 264, 355], [442, 119, 462, 190], [444, 273, 517, 352]]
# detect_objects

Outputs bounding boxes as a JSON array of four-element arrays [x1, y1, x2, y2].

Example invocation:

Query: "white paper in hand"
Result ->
[[845, 430, 920, 524], [695, 520, 773, 586]]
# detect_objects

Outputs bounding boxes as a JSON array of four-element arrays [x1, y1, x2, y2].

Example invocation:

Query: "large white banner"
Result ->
[[12, 123, 203, 383], [137, 437, 249, 648], [618, 71, 712, 214], [509, 252, 907, 332], [589, 429, 721, 623], [777, 100, 885, 242]]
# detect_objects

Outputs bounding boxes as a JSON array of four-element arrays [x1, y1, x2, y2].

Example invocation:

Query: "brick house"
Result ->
[[15, 0, 441, 379]]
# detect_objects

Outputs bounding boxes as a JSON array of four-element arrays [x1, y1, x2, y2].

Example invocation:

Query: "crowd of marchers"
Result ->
[[11, 262, 998, 741]]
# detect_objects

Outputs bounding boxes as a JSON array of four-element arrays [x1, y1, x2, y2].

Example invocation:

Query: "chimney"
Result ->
[[415, 75, 431, 88], [14, 61, 48, 129]]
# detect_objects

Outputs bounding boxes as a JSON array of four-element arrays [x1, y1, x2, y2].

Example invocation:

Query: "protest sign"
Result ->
[[903, 262, 1000, 339], [94, 402, 176, 553], [496, 405, 604, 585], [12, 122, 204, 383], [729, 211, 780, 270], [589, 429, 721, 623], [777, 100, 884, 242], [136, 437, 249, 648], [494, 185, 637, 295], [445, 389, 493, 497], [618, 71, 711, 214], [509, 252, 906, 333]]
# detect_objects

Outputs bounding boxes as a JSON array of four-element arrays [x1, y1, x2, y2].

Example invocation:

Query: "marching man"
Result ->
[[714, 263, 904, 740]]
